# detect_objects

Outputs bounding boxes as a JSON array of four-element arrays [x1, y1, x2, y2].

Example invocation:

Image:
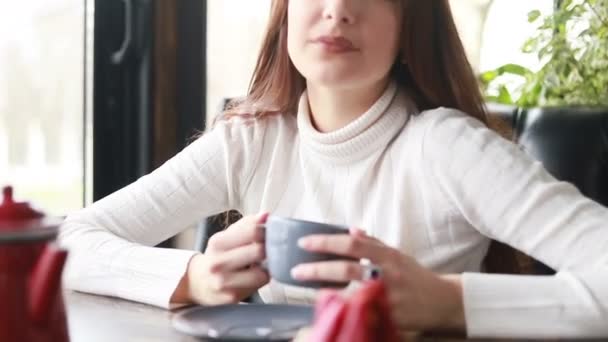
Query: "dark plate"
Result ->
[[172, 304, 313, 341]]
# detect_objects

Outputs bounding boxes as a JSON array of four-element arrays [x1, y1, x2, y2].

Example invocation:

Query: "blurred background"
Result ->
[[0, 0, 554, 243], [0, 1, 84, 215]]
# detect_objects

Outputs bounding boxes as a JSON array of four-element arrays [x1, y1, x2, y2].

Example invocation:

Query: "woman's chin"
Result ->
[[305, 71, 367, 90]]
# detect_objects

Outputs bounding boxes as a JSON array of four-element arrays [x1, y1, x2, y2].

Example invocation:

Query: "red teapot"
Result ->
[[0, 186, 69, 342]]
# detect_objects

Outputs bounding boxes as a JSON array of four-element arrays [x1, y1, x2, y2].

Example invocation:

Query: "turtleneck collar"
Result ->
[[297, 81, 413, 164]]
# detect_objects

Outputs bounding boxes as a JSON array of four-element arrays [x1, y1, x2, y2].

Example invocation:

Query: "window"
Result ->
[[450, 0, 494, 72], [478, 0, 554, 72], [0, 1, 85, 215], [450, 0, 555, 73], [207, 0, 271, 121]]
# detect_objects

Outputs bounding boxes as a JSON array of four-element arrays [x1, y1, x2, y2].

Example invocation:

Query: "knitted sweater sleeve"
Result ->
[[421, 108, 608, 338], [59, 118, 265, 308]]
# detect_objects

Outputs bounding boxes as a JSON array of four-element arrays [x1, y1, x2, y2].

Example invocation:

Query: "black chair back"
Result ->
[[515, 107, 608, 207], [514, 107, 608, 273]]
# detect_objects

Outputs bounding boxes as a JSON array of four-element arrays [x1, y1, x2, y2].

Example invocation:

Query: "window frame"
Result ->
[[92, 0, 206, 247]]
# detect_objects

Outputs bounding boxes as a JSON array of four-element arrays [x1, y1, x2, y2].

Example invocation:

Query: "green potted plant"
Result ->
[[481, 0, 608, 108]]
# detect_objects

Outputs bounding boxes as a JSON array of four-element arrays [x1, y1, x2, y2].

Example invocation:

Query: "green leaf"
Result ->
[[481, 0, 608, 108], [497, 63, 531, 77], [480, 70, 499, 83], [497, 86, 514, 105], [528, 10, 542, 23], [522, 37, 539, 53]]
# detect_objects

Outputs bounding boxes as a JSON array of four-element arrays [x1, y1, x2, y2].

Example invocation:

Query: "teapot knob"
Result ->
[[0, 185, 44, 224], [2, 186, 13, 204]]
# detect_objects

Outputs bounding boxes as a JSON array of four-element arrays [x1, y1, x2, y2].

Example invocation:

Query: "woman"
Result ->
[[60, 0, 608, 338]]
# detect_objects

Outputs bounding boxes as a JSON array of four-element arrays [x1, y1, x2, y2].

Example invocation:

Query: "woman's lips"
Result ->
[[313, 36, 358, 53]]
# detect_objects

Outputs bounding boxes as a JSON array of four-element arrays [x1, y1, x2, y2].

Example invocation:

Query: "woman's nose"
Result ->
[[322, 0, 356, 25]]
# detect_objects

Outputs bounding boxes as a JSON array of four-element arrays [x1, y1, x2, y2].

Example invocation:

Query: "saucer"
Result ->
[[172, 304, 313, 341]]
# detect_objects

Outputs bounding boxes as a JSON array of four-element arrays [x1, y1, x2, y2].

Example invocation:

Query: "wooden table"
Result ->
[[66, 291, 198, 342], [64, 291, 551, 342]]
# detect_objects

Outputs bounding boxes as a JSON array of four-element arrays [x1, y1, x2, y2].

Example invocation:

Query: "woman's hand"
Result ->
[[290, 228, 466, 333], [172, 213, 270, 306]]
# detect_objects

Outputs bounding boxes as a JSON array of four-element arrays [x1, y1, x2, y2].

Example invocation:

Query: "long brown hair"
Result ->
[[222, 0, 487, 125]]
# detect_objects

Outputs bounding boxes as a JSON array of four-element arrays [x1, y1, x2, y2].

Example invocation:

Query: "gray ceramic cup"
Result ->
[[264, 216, 355, 288]]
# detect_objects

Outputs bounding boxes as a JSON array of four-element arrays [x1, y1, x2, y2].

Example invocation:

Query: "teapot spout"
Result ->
[[29, 243, 68, 323]]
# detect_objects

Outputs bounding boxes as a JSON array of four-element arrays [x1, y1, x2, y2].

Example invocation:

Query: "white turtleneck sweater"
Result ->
[[60, 83, 608, 338]]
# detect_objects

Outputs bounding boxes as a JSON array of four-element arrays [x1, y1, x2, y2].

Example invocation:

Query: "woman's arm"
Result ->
[[60, 119, 265, 308], [421, 108, 608, 338]]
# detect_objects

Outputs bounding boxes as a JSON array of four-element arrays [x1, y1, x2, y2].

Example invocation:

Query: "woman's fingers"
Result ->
[[206, 213, 268, 252], [298, 233, 389, 263], [205, 269, 268, 305], [291, 261, 364, 282], [349, 228, 386, 247], [210, 266, 270, 292], [349, 227, 367, 238], [208, 242, 266, 272]]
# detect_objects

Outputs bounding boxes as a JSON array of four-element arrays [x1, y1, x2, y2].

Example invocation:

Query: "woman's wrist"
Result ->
[[170, 253, 200, 304], [434, 274, 466, 334]]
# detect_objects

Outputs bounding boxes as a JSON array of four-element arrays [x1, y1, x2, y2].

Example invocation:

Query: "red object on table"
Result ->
[[0, 186, 69, 342], [310, 280, 399, 342]]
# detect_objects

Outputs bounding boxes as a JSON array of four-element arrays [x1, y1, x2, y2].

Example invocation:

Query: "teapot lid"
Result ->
[[0, 186, 60, 242], [0, 186, 44, 222]]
